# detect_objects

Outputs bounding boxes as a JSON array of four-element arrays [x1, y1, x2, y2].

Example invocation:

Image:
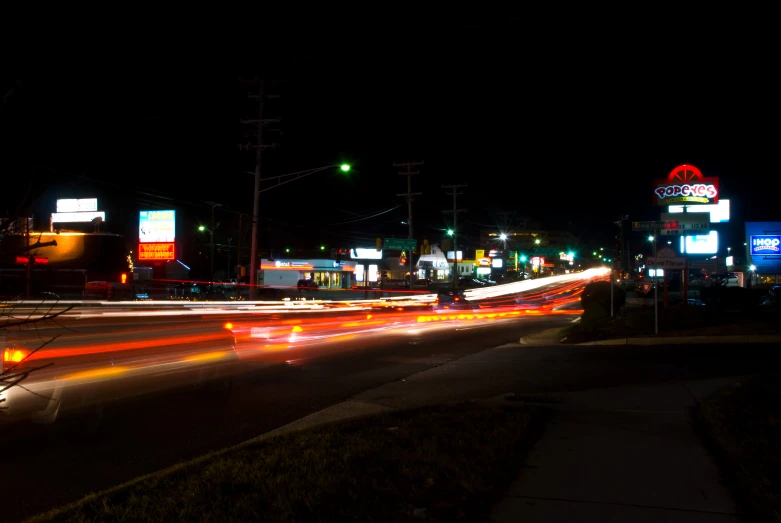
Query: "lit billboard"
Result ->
[[653, 164, 719, 206], [668, 199, 730, 223], [750, 235, 781, 256], [56, 198, 98, 213], [679, 230, 719, 254], [52, 211, 105, 223], [139, 210, 176, 243], [138, 242, 176, 261], [350, 248, 382, 260]]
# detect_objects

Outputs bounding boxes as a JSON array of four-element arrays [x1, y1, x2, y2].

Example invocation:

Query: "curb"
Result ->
[[576, 334, 781, 346], [518, 327, 566, 346]]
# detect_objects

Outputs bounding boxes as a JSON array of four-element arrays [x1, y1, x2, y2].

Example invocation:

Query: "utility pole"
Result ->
[[249, 80, 264, 300], [205, 201, 222, 286], [442, 184, 467, 288], [497, 211, 514, 232], [240, 78, 280, 300], [394, 161, 424, 239]]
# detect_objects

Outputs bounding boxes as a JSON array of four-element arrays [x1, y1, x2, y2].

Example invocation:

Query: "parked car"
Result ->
[[296, 279, 318, 291]]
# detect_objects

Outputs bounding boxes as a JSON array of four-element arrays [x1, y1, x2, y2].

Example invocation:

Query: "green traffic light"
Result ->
[[520, 255, 527, 262], [285, 248, 290, 253], [320, 245, 326, 250], [447, 229, 454, 236], [534, 239, 541, 245], [198, 226, 205, 231], [340, 164, 351, 173]]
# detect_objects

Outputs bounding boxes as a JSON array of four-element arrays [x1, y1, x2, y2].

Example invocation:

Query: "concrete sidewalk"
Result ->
[[490, 379, 741, 522], [522, 326, 781, 346]]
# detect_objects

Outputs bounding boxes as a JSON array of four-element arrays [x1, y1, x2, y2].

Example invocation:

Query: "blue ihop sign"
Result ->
[[750, 235, 781, 256]]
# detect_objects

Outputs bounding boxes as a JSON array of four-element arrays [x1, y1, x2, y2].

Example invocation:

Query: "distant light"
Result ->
[[320, 245, 325, 250], [750, 264, 756, 271], [648, 235, 654, 242], [499, 233, 508, 240], [534, 239, 541, 245], [340, 164, 351, 172], [447, 229, 454, 236], [198, 225, 206, 231], [285, 248, 290, 253]]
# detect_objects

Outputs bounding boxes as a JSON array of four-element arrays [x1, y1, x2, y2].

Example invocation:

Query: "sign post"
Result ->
[[632, 221, 681, 335], [384, 238, 417, 290]]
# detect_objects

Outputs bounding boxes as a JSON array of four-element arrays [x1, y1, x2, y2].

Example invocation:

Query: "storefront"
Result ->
[[259, 258, 354, 289], [745, 223, 781, 285]]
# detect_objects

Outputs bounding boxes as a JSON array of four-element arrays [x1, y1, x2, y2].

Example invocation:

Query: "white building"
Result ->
[[415, 245, 451, 281]]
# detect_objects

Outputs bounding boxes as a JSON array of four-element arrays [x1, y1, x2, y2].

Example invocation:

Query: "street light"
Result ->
[[198, 225, 214, 284], [535, 238, 541, 245], [499, 233, 508, 240], [249, 163, 353, 300]]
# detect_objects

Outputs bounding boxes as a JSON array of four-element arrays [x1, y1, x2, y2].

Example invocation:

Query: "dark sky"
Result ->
[[2, 16, 777, 254]]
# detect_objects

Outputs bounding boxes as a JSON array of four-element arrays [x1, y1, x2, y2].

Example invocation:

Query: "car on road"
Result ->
[[432, 288, 471, 310]]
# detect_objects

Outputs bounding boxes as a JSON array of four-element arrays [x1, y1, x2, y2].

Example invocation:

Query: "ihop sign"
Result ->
[[750, 235, 781, 256]]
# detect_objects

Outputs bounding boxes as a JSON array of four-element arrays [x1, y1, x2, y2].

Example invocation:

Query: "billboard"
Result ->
[[679, 231, 719, 255], [139, 210, 176, 243], [350, 248, 382, 260], [52, 211, 105, 223], [750, 235, 781, 256], [138, 242, 176, 261], [56, 198, 98, 213], [653, 164, 719, 206], [668, 199, 730, 223]]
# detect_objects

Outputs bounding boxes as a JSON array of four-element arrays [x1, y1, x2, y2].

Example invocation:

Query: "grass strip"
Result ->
[[35, 403, 548, 522], [694, 373, 781, 523]]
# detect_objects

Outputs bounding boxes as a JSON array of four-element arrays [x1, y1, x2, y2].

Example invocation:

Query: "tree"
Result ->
[[0, 211, 73, 420]]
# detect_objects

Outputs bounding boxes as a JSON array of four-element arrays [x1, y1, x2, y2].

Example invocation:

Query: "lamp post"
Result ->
[[248, 163, 351, 300], [198, 225, 214, 285]]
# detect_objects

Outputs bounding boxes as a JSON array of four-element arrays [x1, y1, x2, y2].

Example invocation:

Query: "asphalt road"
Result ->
[[1, 310, 574, 522]]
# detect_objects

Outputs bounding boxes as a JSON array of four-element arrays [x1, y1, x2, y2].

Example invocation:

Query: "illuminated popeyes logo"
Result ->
[[653, 164, 719, 206]]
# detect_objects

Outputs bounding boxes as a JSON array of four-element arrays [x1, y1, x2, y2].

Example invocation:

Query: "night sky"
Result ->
[[2, 17, 777, 256]]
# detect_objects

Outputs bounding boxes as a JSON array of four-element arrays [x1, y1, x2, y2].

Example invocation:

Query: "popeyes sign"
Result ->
[[653, 164, 719, 206]]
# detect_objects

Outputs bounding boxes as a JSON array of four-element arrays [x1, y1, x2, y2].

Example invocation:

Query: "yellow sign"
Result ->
[[475, 249, 485, 259]]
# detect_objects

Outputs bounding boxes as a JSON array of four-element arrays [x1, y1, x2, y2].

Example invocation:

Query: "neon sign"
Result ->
[[653, 164, 719, 206], [750, 235, 781, 256], [138, 242, 175, 260]]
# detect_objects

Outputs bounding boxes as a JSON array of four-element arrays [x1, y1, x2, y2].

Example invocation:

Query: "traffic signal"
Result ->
[[422, 238, 430, 255], [376, 237, 382, 251], [336, 249, 342, 264], [400, 251, 407, 265]]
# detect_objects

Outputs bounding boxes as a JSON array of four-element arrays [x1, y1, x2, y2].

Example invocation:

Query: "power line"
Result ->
[[326, 205, 402, 225]]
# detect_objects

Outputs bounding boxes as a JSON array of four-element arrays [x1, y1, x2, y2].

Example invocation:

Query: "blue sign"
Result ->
[[750, 235, 781, 256]]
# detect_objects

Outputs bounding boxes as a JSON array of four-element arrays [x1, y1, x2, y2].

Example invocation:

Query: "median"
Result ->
[[694, 373, 781, 522], [32, 403, 548, 522]]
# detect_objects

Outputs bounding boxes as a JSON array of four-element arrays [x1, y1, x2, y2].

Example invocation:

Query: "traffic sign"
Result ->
[[384, 238, 417, 251], [659, 222, 711, 235], [640, 282, 653, 294], [631, 220, 679, 231]]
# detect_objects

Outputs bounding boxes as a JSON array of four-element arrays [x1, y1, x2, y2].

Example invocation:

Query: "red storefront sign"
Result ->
[[138, 242, 175, 260]]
